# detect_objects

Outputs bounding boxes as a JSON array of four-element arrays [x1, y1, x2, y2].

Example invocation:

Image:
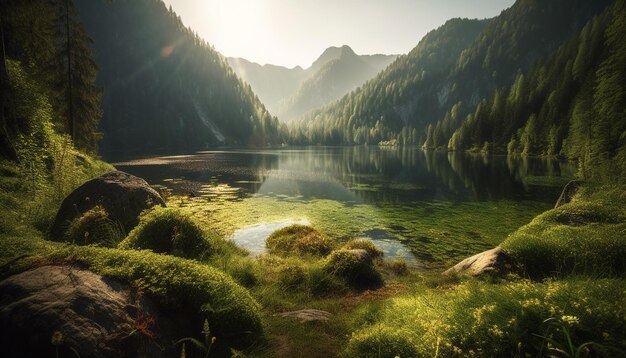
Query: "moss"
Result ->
[[266, 224, 334, 257], [323, 249, 382, 287], [119, 207, 214, 261], [63, 205, 123, 247], [47, 245, 262, 347], [502, 184, 626, 277], [342, 239, 384, 259]]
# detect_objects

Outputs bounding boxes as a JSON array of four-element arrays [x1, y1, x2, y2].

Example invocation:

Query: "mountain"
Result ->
[[74, 0, 285, 157], [292, 0, 612, 146], [227, 45, 397, 121]]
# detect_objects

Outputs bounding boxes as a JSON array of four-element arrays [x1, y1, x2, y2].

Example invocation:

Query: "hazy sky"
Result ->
[[162, 0, 515, 69]]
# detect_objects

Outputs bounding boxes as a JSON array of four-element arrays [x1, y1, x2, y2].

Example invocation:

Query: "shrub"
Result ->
[[323, 249, 382, 287], [64, 205, 124, 247], [345, 325, 419, 358], [119, 207, 214, 260], [266, 225, 334, 257], [342, 239, 384, 259]]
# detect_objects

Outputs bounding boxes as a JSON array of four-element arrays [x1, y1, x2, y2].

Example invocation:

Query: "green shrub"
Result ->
[[119, 207, 214, 260], [48, 245, 262, 348], [347, 278, 626, 357], [342, 239, 384, 259], [501, 185, 626, 277], [323, 249, 382, 287], [63, 205, 124, 247], [266, 224, 334, 257], [345, 325, 419, 358]]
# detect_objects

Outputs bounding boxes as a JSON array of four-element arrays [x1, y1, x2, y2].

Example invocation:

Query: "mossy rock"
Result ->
[[64, 206, 124, 247], [47, 245, 262, 348], [323, 249, 382, 287], [266, 224, 334, 257], [342, 239, 384, 259], [119, 207, 213, 260]]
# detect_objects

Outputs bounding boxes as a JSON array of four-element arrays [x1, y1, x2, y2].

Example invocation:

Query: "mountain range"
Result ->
[[227, 46, 397, 121]]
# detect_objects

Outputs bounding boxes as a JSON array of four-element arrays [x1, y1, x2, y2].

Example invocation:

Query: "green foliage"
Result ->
[[277, 264, 307, 290], [502, 185, 626, 277], [64, 205, 123, 247], [347, 278, 625, 357], [323, 249, 382, 287], [345, 325, 419, 358], [48, 245, 262, 347], [265, 224, 334, 257], [119, 207, 215, 261]]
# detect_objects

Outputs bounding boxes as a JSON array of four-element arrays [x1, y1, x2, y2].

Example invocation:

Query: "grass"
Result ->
[[346, 277, 626, 357], [64, 205, 124, 247], [502, 184, 626, 277], [265, 224, 334, 257]]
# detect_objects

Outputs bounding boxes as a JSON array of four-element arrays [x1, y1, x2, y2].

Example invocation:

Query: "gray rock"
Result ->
[[443, 247, 513, 276], [0, 266, 146, 357], [555, 180, 581, 208], [279, 309, 332, 322], [50, 171, 165, 240]]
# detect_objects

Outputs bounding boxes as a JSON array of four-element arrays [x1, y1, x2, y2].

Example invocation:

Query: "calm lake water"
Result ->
[[114, 147, 575, 265]]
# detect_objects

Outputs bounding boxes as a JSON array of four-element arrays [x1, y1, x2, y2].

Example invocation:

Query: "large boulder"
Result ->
[[50, 171, 165, 240], [0, 266, 167, 357], [554, 180, 581, 208], [443, 247, 514, 277]]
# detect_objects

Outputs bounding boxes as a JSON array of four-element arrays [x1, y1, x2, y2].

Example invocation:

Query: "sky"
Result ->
[[161, 0, 515, 69]]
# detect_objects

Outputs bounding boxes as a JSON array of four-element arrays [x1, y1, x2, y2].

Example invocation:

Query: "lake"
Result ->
[[114, 147, 575, 268]]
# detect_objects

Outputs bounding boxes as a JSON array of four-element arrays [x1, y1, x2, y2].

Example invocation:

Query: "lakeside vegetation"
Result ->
[[1, 0, 625, 356]]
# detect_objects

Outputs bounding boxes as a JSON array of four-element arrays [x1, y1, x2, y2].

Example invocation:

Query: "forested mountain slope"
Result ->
[[75, 0, 285, 156], [291, 0, 611, 146], [228, 46, 396, 121]]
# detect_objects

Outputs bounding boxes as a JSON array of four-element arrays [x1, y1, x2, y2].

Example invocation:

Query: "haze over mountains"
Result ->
[[227, 46, 397, 121]]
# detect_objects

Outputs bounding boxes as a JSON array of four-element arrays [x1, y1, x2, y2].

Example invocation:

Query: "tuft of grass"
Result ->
[[64, 205, 124, 247], [119, 207, 215, 261], [342, 239, 384, 260], [345, 278, 626, 357], [502, 184, 626, 277], [266, 224, 334, 258], [323, 249, 382, 287]]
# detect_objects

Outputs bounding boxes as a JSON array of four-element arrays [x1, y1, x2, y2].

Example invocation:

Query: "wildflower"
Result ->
[[561, 315, 579, 325]]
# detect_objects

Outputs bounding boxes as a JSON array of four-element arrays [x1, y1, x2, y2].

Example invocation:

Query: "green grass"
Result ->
[[346, 278, 626, 357], [502, 184, 626, 277], [64, 205, 124, 247], [265, 224, 334, 257]]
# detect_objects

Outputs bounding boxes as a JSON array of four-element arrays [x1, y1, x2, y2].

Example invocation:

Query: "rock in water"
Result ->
[[443, 247, 513, 277], [0, 266, 143, 357], [555, 180, 581, 208], [50, 171, 165, 240]]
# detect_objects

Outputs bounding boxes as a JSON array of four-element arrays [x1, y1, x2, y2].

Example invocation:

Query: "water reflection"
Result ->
[[113, 147, 575, 203]]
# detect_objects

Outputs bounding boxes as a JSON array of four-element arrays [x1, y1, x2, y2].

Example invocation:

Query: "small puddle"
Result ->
[[229, 219, 310, 256], [229, 222, 419, 267]]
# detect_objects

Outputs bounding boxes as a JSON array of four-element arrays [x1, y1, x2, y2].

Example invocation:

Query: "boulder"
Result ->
[[555, 180, 581, 208], [0, 266, 165, 357], [50, 171, 165, 240], [443, 247, 513, 277]]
